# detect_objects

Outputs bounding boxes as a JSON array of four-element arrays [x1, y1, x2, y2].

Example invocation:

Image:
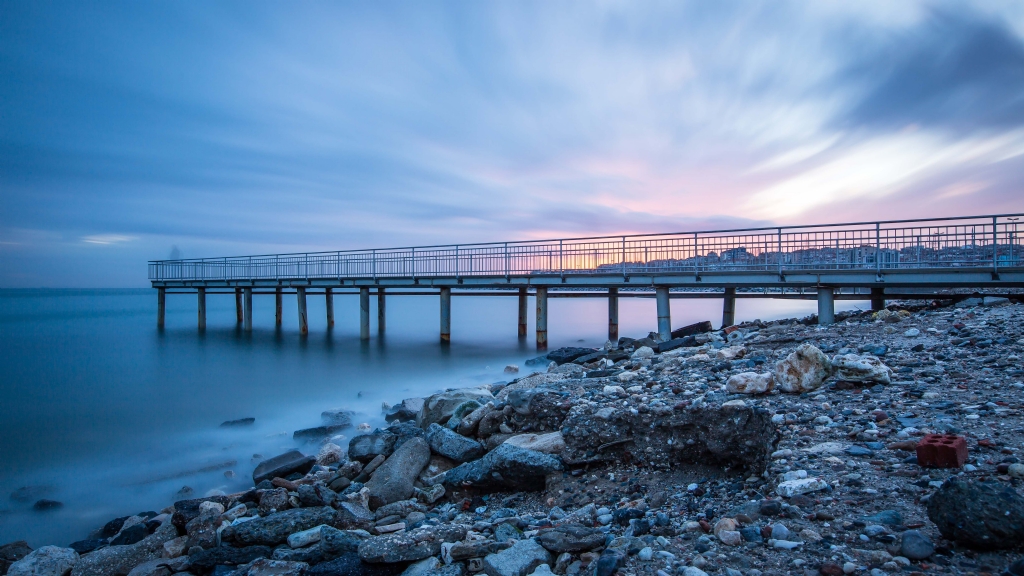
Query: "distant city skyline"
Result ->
[[3, 1, 1024, 286]]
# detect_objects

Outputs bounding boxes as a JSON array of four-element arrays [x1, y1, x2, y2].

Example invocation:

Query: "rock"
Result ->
[[831, 354, 892, 385], [443, 541, 512, 563], [899, 530, 934, 560], [426, 424, 485, 463], [359, 525, 466, 563], [385, 398, 425, 424], [70, 521, 177, 576], [717, 531, 741, 546], [527, 565, 554, 576], [776, 477, 828, 497], [221, 418, 255, 427], [125, 557, 183, 576], [259, 488, 291, 515], [318, 443, 344, 466], [457, 403, 493, 437], [240, 559, 308, 576], [482, 539, 553, 576], [402, 557, 441, 576], [502, 432, 565, 455], [32, 500, 62, 511], [322, 409, 355, 427], [318, 526, 365, 559], [546, 348, 596, 365], [716, 346, 746, 361], [631, 346, 655, 359], [418, 388, 495, 429], [926, 479, 1024, 549], [1, 541, 33, 575], [286, 525, 327, 549], [1008, 463, 1024, 479], [365, 437, 431, 509], [725, 372, 773, 395], [304, 553, 407, 576], [188, 546, 272, 571], [445, 444, 562, 492], [682, 568, 708, 576], [348, 431, 398, 464], [228, 507, 339, 546], [603, 385, 625, 396], [252, 450, 315, 485], [592, 551, 625, 576], [861, 511, 902, 526], [773, 344, 831, 393], [7, 546, 78, 576], [68, 540, 106, 555], [904, 328, 920, 338], [536, 525, 605, 553]]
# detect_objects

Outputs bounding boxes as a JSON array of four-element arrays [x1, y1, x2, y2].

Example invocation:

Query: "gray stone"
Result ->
[[365, 437, 431, 510], [482, 539, 553, 576], [773, 343, 831, 393], [7, 546, 79, 576], [417, 388, 495, 429], [426, 423, 485, 463], [899, 530, 935, 560], [322, 409, 355, 427], [927, 479, 1024, 549], [71, 521, 177, 576], [252, 450, 316, 485], [831, 354, 892, 385], [227, 507, 339, 546], [320, 526, 366, 559], [349, 431, 398, 464], [240, 559, 308, 576], [303, 553, 407, 576], [535, 525, 605, 553], [189, 546, 272, 571], [545, 347, 596, 365], [494, 523, 522, 543], [445, 444, 562, 492], [401, 557, 441, 576], [294, 425, 351, 443], [358, 525, 467, 563]]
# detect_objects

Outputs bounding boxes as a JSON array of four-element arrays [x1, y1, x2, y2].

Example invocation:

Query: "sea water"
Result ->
[[0, 288, 865, 546]]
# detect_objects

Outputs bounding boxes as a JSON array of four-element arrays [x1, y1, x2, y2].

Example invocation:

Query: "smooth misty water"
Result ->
[[0, 289, 866, 546]]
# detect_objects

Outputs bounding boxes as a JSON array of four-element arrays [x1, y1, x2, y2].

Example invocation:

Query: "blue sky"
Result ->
[[2, 1, 1024, 286]]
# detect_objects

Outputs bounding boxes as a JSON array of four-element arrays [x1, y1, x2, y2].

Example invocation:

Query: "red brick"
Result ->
[[916, 434, 968, 468]]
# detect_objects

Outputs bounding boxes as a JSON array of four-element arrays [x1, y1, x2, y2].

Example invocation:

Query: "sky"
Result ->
[[2, 1, 1024, 287]]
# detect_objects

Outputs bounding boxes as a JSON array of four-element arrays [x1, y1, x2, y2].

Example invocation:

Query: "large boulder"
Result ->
[[188, 546, 272, 571], [725, 372, 773, 395], [364, 437, 431, 510], [418, 389, 494, 429], [482, 539, 552, 576], [348, 430, 398, 464], [444, 444, 562, 492], [831, 354, 892, 385], [7, 546, 78, 576], [252, 450, 315, 485], [773, 344, 831, 393], [358, 525, 467, 563], [926, 479, 1024, 549], [426, 424, 485, 463], [71, 521, 177, 576], [226, 507, 339, 546]]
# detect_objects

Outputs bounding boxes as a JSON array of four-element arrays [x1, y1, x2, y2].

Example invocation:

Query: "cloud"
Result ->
[[81, 234, 135, 245]]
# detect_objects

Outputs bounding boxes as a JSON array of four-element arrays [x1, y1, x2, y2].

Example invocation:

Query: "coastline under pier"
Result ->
[[150, 213, 1024, 348]]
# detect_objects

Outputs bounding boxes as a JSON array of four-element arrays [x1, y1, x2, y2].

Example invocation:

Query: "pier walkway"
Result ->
[[150, 214, 1024, 348]]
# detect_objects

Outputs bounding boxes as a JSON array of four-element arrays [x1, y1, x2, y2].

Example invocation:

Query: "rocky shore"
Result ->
[[4, 296, 1024, 576]]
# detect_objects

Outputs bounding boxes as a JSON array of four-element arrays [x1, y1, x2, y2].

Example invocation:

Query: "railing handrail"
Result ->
[[148, 212, 1024, 264]]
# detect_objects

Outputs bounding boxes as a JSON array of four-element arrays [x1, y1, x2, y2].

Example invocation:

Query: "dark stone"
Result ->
[[322, 409, 355, 427], [861, 510, 902, 527], [172, 495, 234, 533], [388, 422, 426, 451], [189, 545, 273, 570], [545, 347, 596, 365], [927, 479, 1024, 549], [444, 444, 563, 492], [1009, 557, 1024, 576], [654, 337, 695, 353], [227, 507, 339, 546], [68, 539, 107, 554], [110, 523, 149, 546], [739, 527, 762, 543], [593, 550, 625, 576], [426, 423, 485, 463], [220, 417, 255, 427], [320, 526, 364, 560], [349, 431, 398, 464], [100, 516, 131, 538], [612, 508, 644, 526], [297, 483, 337, 508], [294, 425, 351, 442], [845, 446, 874, 457], [670, 321, 713, 339], [252, 450, 316, 485], [758, 500, 782, 516], [536, 525, 606, 553], [0, 540, 32, 574], [900, 530, 935, 560], [365, 437, 432, 510], [304, 552, 408, 576], [358, 525, 466, 563], [31, 499, 62, 511]]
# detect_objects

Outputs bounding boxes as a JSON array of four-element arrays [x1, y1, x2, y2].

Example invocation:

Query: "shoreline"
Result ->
[[3, 297, 1024, 576]]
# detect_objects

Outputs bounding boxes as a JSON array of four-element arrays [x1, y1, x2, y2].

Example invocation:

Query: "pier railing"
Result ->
[[149, 214, 1024, 281]]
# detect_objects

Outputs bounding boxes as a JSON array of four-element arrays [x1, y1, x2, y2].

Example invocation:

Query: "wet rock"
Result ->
[[31, 500, 62, 511], [228, 507, 339, 546], [220, 417, 255, 427], [349, 431, 398, 464], [252, 450, 316, 485], [418, 389, 495, 429], [725, 372, 773, 395], [359, 524, 466, 563], [482, 539, 553, 576], [926, 479, 1024, 549], [536, 525, 605, 553], [445, 444, 562, 492], [68, 540, 106, 555], [773, 344, 831, 393], [457, 403, 493, 437], [70, 521, 176, 576], [831, 354, 892, 385], [426, 424, 485, 462], [546, 348, 596, 365], [297, 483, 337, 508], [188, 545, 272, 571], [113, 524, 151, 547], [295, 425, 351, 443], [443, 541, 512, 562], [365, 437, 431, 510], [322, 409, 355, 427], [304, 553, 407, 576], [899, 530, 934, 560], [319, 526, 365, 559], [1, 540, 33, 575], [7, 546, 78, 576], [502, 432, 565, 455], [239, 559, 308, 576], [385, 398, 424, 424], [258, 488, 291, 515], [592, 550, 625, 576]]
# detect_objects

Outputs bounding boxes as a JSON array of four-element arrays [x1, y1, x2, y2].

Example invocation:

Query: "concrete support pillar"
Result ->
[[235, 288, 243, 324], [536, 286, 548, 350], [275, 288, 283, 326], [517, 288, 528, 338], [325, 288, 334, 329], [197, 288, 206, 331], [157, 287, 165, 328], [722, 287, 736, 328], [440, 286, 451, 343], [377, 287, 386, 334], [242, 287, 252, 331], [871, 287, 885, 311], [359, 287, 370, 340], [297, 287, 308, 335], [608, 287, 619, 343], [817, 286, 835, 325], [655, 286, 672, 341]]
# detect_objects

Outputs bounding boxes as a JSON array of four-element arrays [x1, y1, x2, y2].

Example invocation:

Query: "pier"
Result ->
[[150, 214, 1024, 348]]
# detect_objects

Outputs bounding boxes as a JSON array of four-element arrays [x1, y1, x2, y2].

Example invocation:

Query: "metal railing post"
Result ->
[[621, 236, 626, 278], [876, 222, 881, 273], [993, 216, 999, 274], [455, 245, 460, 279], [372, 249, 376, 280], [411, 247, 416, 281], [777, 228, 783, 275], [559, 240, 564, 279], [504, 242, 509, 278]]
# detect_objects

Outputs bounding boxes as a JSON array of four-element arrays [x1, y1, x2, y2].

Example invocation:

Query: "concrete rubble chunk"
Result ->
[[831, 354, 892, 385], [776, 477, 829, 497], [227, 507, 339, 546], [444, 444, 562, 492], [7, 546, 79, 576], [358, 524, 467, 563], [725, 372, 773, 394], [773, 343, 831, 393], [71, 521, 177, 576]]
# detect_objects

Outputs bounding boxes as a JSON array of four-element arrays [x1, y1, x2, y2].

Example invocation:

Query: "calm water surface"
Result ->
[[0, 288, 865, 546]]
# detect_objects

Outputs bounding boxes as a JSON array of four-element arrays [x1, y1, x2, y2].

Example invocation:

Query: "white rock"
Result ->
[[603, 385, 626, 395], [198, 501, 225, 515], [718, 531, 742, 546], [771, 449, 793, 459], [317, 443, 343, 466], [771, 414, 785, 424], [782, 470, 807, 481], [776, 477, 829, 497], [726, 372, 774, 394], [287, 525, 326, 548], [773, 344, 831, 393], [683, 567, 709, 576], [7, 546, 79, 576], [527, 565, 555, 576], [402, 557, 442, 576], [1008, 463, 1024, 478], [638, 547, 653, 561], [721, 399, 746, 408], [904, 328, 920, 338], [831, 354, 892, 385], [716, 346, 746, 361], [803, 442, 845, 455], [631, 346, 655, 359], [769, 539, 802, 549], [503, 432, 565, 454], [616, 371, 638, 383]]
